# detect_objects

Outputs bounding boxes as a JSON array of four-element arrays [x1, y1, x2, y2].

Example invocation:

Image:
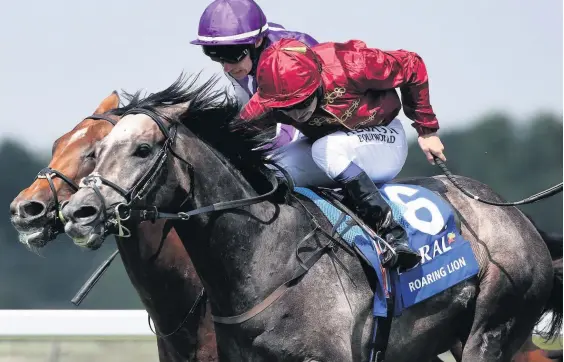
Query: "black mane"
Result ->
[[113, 73, 281, 194]]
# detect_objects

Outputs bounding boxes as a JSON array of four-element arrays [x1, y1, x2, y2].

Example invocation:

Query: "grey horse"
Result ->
[[61, 75, 562, 362]]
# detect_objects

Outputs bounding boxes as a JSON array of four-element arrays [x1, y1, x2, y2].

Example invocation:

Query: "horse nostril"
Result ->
[[9, 201, 18, 217], [18, 201, 47, 218], [73, 206, 99, 220]]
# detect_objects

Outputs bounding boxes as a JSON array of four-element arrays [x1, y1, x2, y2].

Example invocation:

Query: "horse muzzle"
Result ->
[[9, 199, 62, 247]]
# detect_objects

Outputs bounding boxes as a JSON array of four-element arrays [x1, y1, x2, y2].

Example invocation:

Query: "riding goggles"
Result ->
[[283, 88, 320, 111], [202, 45, 250, 64]]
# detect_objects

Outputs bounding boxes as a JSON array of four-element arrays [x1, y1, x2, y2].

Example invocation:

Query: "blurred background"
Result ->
[[1, 0, 562, 360]]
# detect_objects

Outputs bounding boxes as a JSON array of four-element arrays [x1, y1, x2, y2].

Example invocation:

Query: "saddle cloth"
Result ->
[[294, 183, 479, 317]]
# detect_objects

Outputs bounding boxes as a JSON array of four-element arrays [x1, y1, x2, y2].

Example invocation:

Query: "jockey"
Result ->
[[239, 38, 447, 270], [191, 0, 318, 149]]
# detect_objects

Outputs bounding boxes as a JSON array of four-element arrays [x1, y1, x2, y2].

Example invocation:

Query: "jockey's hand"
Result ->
[[418, 132, 446, 165]]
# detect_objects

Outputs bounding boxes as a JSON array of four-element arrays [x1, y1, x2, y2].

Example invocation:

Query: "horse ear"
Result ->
[[93, 91, 120, 114], [161, 101, 191, 120]]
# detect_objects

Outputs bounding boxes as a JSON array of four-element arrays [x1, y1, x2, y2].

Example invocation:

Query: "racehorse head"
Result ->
[[9, 92, 120, 247], [61, 73, 257, 250]]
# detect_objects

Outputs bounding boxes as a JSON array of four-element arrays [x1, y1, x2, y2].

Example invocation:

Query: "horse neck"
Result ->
[[115, 220, 203, 346], [171, 143, 312, 317]]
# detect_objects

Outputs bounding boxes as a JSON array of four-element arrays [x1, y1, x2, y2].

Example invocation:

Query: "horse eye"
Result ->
[[85, 150, 95, 159], [134, 144, 152, 158]]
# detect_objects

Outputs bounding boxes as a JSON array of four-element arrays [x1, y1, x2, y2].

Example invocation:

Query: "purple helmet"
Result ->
[[191, 0, 268, 46]]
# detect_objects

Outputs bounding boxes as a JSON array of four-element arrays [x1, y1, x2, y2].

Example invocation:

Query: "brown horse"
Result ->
[[9, 87, 560, 362], [9, 91, 218, 362]]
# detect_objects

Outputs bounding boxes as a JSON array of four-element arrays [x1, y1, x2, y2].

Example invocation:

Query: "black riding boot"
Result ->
[[342, 171, 421, 270]]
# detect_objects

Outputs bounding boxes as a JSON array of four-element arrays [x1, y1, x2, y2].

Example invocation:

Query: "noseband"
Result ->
[[36, 114, 117, 225]]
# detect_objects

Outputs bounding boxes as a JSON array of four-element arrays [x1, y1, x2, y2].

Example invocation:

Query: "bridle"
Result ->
[[79, 108, 191, 237], [78, 107, 280, 237], [36, 114, 117, 225]]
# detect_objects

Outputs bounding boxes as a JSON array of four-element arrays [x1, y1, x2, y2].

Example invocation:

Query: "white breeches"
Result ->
[[269, 119, 408, 188]]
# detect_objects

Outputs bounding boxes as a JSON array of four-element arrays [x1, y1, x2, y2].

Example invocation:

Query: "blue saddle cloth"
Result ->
[[294, 183, 479, 317]]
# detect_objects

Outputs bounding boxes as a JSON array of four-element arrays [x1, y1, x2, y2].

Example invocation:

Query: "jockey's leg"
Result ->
[[265, 138, 337, 188], [311, 119, 421, 270]]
